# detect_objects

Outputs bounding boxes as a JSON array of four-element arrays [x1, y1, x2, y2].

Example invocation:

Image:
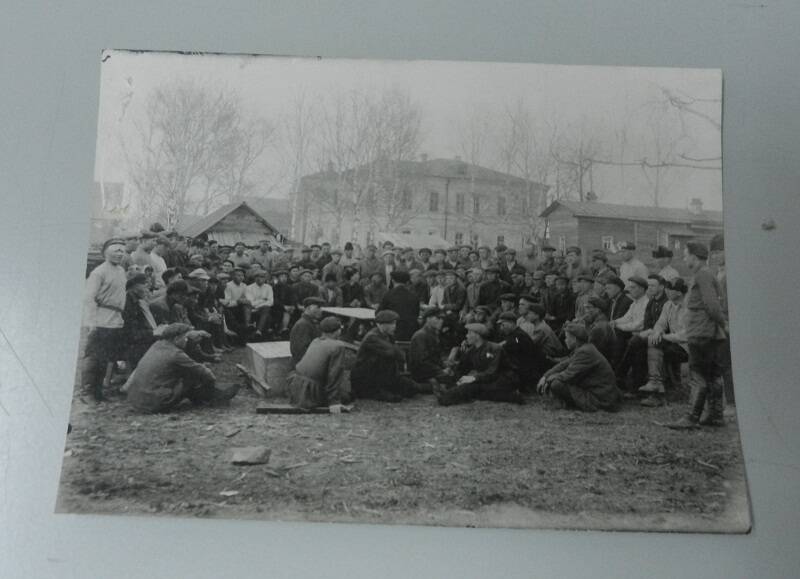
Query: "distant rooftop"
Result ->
[[540, 199, 723, 224]]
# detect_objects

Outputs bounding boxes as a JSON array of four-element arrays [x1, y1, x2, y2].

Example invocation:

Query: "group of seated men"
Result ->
[[82, 228, 730, 427]]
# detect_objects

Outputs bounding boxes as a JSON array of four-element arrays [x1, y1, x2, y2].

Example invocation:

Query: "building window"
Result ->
[[402, 187, 412, 210], [471, 233, 480, 247], [558, 235, 566, 253], [429, 191, 439, 212], [601, 235, 614, 250], [366, 231, 375, 246], [455, 232, 464, 245], [401, 229, 411, 235], [497, 196, 506, 216], [455, 193, 465, 214], [473, 194, 480, 215], [497, 235, 505, 246]]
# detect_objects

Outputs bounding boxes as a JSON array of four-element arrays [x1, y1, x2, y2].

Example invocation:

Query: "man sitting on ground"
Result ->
[[288, 316, 351, 413], [408, 307, 454, 387], [496, 311, 548, 392], [289, 297, 324, 364], [350, 310, 421, 402], [434, 323, 524, 406], [537, 323, 621, 412], [126, 323, 240, 413]]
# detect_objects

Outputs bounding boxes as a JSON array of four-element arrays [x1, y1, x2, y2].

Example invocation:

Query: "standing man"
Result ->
[[250, 239, 274, 273], [150, 237, 170, 289], [666, 242, 728, 428], [538, 244, 558, 274], [350, 310, 420, 401], [500, 248, 526, 285], [340, 242, 359, 268], [130, 231, 157, 269], [653, 245, 679, 282], [81, 238, 129, 402], [229, 242, 251, 271], [321, 248, 345, 283], [478, 266, 509, 308], [380, 270, 420, 341], [288, 316, 351, 413], [289, 297, 324, 364], [358, 244, 383, 284], [618, 242, 649, 285]]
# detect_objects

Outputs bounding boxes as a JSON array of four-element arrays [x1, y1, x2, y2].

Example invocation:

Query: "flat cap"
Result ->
[[474, 306, 492, 315], [188, 268, 210, 280], [591, 251, 608, 262], [464, 323, 489, 337], [299, 269, 314, 276], [532, 270, 545, 279], [485, 265, 501, 274], [528, 303, 546, 317], [433, 248, 447, 255], [125, 273, 148, 290], [310, 244, 321, 250], [566, 246, 581, 255], [667, 278, 689, 294], [303, 297, 325, 307], [319, 317, 342, 333], [423, 269, 439, 277], [628, 276, 648, 289], [366, 244, 378, 250], [160, 323, 193, 340], [391, 270, 410, 283], [686, 241, 709, 260], [577, 272, 595, 283], [604, 276, 625, 290], [382, 250, 395, 257], [421, 307, 444, 319], [498, 311, 518, 323], [541, 244, 556, 252], [619, 241, 636, 251], [587, 296, 607, 309], [505, 248, 517, 255], [418, 247, 432, 255], [375, 310, 400, 323], [499, 293, 517, 302], [447, 246, 459, 252], [102, 237, 126, 253], [301, 246, 312, 253]]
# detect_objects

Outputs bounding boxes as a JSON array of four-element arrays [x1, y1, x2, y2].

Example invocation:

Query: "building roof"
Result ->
[[540, 199, 723, 225], [177, 200, 281, 238], [302, 158, 549, 191], [376, 231, 450, 250]]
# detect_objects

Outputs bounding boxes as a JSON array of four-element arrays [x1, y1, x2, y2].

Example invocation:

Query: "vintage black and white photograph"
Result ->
[[57, 50, 749, 532]]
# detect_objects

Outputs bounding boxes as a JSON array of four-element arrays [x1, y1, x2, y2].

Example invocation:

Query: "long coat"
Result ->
[[350, 327, 405, 393], [289, 314, 320, 363], [379, 285, 420, 341], [545, 342, 621, 411], [408, 325, 444, 381]]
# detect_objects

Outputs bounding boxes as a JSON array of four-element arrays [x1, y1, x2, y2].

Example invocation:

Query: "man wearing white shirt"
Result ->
[[150, 237, 169, 289], [609, 276, 649, 390], [245, 270, 274, 338], [222, 268, 250, 336], [618, 242, 649, 284]]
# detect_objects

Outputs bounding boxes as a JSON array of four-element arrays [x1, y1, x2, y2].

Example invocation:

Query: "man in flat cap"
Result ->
[[358, 244, 383, 284], [81, 238, 128, 402], [584, 296, 616, 364], [318, 272, 344, 308], [519, 302, 564, 360], [618, 241, 648, 285], [122, 273, 159, 370], [709, 233, 734, 404], [590, 251, 617, 279], [603, 275, 632, 322], [126, 323, 240, 413], [130, 231, 157, 270], [477, 245, 494, 271], [417, 247, 433, 270], [444, 246, 461, 270], [537, 244, 557, 275], [321, 248, 345, 284], [499, 248, 526, 285], [653, 245, 679, 283], [339, 242, 358, 268], [289, 296, 324, 364], [249, 238, 274, 273], [245, 269, 274, 339], [381, 249, 398, 287], [288, 316, 351, 413], [544, 274, 575, 335], [441, 269, 467, 314], [408, 268, 430, 306], [572, 271, 598, 324], [496, 310, 548, 391], [351, 310, 421, 401], [229, 242, 252, 271], [293, 268, 321, 306], [666, 242, 728, 428], [316, 242, 333, 271], [562, 246, 583, 282], [408, 308, 454, 387], [478, 265, 510, 309], [297, 246, 316, 272], [434, 322, 523, 406], [537, 323, 621, 412], [379, 270, 420, 341], [221, 268, 251, 337], [364, 271, 389, 310], [639, 277, 690, 407]]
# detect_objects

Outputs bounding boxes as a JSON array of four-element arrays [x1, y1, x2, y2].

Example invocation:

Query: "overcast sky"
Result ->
[[95, 50, 722, 210]]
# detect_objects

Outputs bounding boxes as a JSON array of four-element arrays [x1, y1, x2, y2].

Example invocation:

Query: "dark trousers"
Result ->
[[81, 327, 126, 400], [687, 338, 725, 420], [352, 374, 417, 401], [550, 379, 620, 412], [616, 334, 648, 390], [437, 374, 521, 405]]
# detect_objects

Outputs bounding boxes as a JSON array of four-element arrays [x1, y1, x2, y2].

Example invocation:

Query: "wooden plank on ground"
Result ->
[[236, 363, 271, 398], [255, 403, 352, 415]]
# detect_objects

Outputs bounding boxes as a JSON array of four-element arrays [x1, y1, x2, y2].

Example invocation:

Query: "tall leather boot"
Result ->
[[700, 377, 725, 426], [665, 369, 705, 429], [639, 347, 665, 394]]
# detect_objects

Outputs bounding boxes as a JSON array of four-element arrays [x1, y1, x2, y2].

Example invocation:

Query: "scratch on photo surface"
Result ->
[[0, 324, 53, 416]]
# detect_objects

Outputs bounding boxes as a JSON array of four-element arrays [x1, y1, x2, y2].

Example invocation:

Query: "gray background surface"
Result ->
[[1, 1, 798, 577]]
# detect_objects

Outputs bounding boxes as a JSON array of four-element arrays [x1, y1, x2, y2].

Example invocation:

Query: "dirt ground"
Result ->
[[57, 349, 751, 533]]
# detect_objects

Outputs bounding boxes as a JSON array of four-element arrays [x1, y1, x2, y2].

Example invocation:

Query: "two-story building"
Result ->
[[294, 157, 548, 250]]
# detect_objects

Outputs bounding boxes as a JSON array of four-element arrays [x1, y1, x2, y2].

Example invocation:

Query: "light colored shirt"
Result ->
[[428, 285, 446, 308], [150, 253, 168, 288], [246, 282, 274, 309], [223, 281, 248, 307], [620, 258, 649, 284], [614, 294, 649, 332], [653, 299, 687, 347], [84, 261, 127, 328]]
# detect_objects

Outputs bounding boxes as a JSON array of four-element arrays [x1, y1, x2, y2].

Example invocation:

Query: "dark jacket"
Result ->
[[643, 291, 669, 330], [149, 295, 190, 326], [457, 341, 506, 384], [478, 279, 510, 308], [608, 293, 633, 321], [350, 327, 405, 390], [545, 342, 621, 411], [498, 261, 527, 285], [442, 282, 467, 313], [408, 325, 444, 381], [379, 285, 420, 341], [341, 282, 366, 307], [501, 327, 548, 382], [588, 313, 616, 362], [289, 314, 320, 363]]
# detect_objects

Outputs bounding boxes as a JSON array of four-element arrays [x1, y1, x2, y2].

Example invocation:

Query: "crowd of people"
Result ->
[[81, 226, 731, 428]]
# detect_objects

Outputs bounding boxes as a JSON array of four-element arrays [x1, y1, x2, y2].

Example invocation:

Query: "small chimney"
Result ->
[[420, 153, 428, 163], [689, 197, 703, 215]]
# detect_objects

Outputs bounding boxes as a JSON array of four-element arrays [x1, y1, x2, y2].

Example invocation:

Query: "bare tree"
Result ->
[[123, 80, 274, 226]]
